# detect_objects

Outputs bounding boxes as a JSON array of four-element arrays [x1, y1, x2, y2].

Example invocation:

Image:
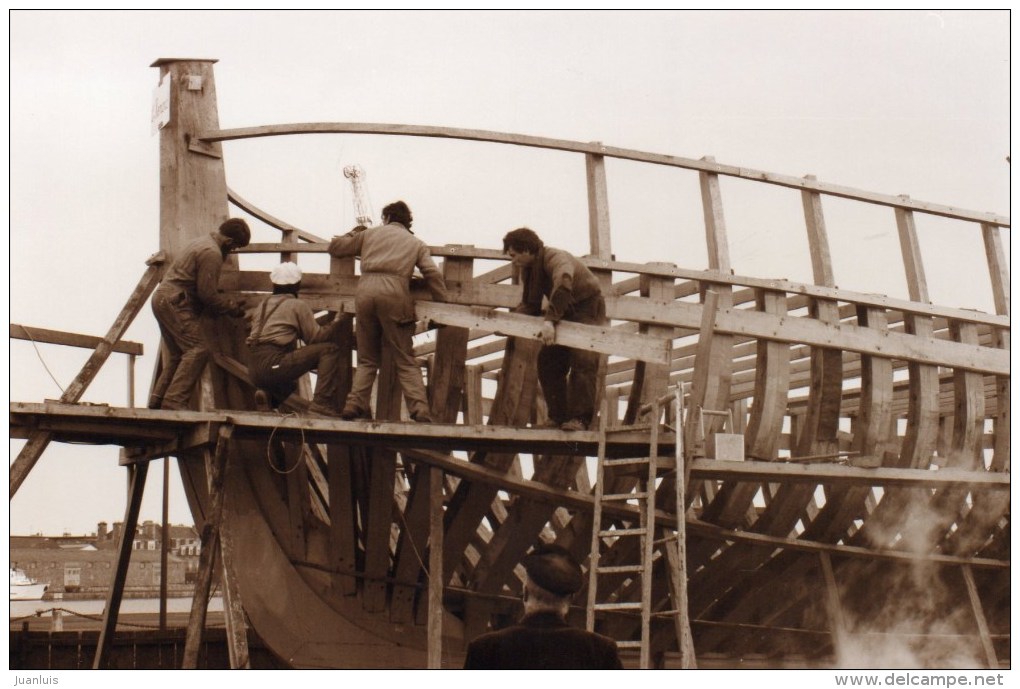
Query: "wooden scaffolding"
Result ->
[[9, 57, 1010, 669]]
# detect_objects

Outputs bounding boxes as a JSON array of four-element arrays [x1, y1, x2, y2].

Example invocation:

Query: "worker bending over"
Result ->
[[503, 227, 606, 431], [149, 218, 250, 411], [246, 262, 346, 417]]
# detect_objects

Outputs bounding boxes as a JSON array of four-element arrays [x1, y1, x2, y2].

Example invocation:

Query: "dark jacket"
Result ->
[[517, 246, 603, 323], [463, 611, 623, 670], [160, 232, 240, 315]]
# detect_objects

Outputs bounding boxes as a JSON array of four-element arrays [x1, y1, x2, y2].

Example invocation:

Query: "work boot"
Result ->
[[410, 410, 434, 423], [560, 418, 587, 432], [254, 389, 272, 412], [340, 404, 371, 421]]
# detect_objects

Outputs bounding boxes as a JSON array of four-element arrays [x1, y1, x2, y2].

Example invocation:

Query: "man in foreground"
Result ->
[[463, 543, 623, 669]]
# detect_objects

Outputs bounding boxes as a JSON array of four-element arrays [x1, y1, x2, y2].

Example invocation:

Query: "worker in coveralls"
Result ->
[[245, 262, 346, 417], [502, 227, 606, 431], [328, 201, 448, 422], [463, 543, 623, 669], [149, 218, 250, 411]]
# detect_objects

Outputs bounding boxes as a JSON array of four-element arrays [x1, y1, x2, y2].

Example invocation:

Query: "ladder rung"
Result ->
[[594, 602, 643, 611], [599, 527, 646, 537], [596, 564, 644, 574], [651, 609, 681, 618], [616, 640, 644, 649], [602, 492, 647, 501]]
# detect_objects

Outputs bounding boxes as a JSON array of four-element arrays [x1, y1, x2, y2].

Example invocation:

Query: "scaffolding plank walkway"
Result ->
[[9, 401, 669, 458]]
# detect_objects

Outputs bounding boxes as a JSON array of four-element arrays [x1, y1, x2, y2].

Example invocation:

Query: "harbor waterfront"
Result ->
[[11, 596, 224, 631], [8, 596, 270, 670]]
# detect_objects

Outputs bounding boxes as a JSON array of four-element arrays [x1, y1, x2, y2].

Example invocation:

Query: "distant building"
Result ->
[[10, 521, 201, 597]]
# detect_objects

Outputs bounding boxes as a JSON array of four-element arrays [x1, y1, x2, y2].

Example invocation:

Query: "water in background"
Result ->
[[10, 596, 223, 620]]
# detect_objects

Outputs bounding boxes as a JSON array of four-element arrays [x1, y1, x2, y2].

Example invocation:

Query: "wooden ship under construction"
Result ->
[[10, 59, 1010, 669]]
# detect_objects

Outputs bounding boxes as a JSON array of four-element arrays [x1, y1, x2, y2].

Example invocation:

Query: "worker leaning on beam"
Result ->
[[502, 227, 606, 432], [327, 200, 448, 423], [149, 218, 250, 411]]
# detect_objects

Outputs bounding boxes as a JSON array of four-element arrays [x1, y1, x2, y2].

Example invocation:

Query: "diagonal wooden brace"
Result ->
[[10, 260, 163, 499]]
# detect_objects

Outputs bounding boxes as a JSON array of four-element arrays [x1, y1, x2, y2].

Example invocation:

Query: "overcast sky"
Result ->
[[7, 10, 1010, 537]]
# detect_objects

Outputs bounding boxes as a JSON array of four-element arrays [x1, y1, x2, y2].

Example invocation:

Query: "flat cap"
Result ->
[[522, 543, 583, 596]]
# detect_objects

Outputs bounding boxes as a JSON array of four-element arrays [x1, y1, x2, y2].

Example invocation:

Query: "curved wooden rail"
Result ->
[[201, 123, 1008, 227]]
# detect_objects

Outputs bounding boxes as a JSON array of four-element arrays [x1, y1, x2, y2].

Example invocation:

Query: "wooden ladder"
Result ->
[[585, 386, 694, 669]]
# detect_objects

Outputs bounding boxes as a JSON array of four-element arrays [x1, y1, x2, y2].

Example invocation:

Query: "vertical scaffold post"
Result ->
[[182, 424, 238, 669], [93, 462, 150, 669], [427, 467, 445, 668]]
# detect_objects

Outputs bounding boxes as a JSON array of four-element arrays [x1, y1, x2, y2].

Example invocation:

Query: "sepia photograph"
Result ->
[[8, 9, 1010, 683]]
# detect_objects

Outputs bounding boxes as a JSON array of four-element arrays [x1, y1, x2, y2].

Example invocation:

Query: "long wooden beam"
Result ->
[[227, 281, 1008, 376], [415, 302, 670, 365], [686, 519, 1008, 570], [691, 458, 1009, 491], [11, 402, 1010, 494], [8, 401, 665, 458], [10, 324, 144, 356], [230, 252, 1009, 329], [196, 123, 1007, 227]]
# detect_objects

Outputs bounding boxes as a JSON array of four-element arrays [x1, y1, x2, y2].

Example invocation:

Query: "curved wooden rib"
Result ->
[[698, 289, 790, 532], [801, 305, 893, 543], [943, 225, 1011, 557], [441, 338, 541, 584], [687, 186, 844, 625], [849, 208, 941, 548]]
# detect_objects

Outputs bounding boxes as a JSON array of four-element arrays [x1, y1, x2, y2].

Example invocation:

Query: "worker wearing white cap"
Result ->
[[246, 262, 345, 416]]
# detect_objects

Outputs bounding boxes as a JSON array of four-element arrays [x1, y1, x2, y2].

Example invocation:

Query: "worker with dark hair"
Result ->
[[463, 543, 623, 669], [328, 200, 448, 422], [502, 227, 606, 431], [149, 218, 251, 411], [246, 262, 346, 417]]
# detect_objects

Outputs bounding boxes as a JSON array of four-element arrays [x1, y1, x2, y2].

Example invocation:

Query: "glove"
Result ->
[[228, 304, 246, 318]]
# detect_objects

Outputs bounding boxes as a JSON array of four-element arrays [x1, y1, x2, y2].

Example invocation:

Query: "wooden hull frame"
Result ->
[[10, 58, 1009, 669]]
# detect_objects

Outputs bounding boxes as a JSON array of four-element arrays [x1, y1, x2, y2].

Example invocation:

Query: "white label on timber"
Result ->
[[151, 74, 171, 136]]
